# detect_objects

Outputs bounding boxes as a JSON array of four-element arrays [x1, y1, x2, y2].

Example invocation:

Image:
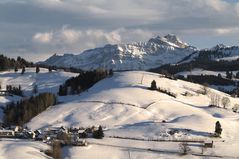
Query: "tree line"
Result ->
[[58, 69, 113, 96], [149, 80, 177, 98], [0, 54, 34, 71], [150, 55, 239, 75], [4, 93, 57, 126], [6, 85, 23, 96]]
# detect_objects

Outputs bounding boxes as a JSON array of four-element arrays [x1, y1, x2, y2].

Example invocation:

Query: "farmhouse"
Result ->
[[0, 90, 11, 96], [204, 141, 214, 148], [0, 129, 15, 137]]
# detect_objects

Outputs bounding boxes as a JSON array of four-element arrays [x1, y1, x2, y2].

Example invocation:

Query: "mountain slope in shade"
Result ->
[[179, 44, 239, 64], [40, 34, 197, 71]]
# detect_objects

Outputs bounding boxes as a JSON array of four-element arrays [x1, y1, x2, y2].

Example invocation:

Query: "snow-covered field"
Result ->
[[0, 139, 50, 159], [0, 68, 77, 121], [1, 70, 239, 158], [0, 68, 77, 96], [28, 71, 239, 158]]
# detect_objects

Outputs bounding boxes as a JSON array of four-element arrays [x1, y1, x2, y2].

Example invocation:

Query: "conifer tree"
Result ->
[[14, 66, 18, 72], [48, 66, 52, 72], [36, 66, 40, 73], [150, 80, 157, 90], [215, 121, 222, 136], [21, 66, 25, 74], [93, 125, 104, 139]]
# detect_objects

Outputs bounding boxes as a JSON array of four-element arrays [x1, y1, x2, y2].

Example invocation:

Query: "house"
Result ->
[[204, 141, 213, 148], [84, 126, 97, 137], [0, 90, 11, 96], [10, 125, 22, 132], [0, 122, 6, 129], [78, 130, 87, 138], [34, 130, 45, 141], [43, 126, 68, 141], [21, 129, 36, 139], [72, 138, 88, 146], [0, 129, 15, 137]]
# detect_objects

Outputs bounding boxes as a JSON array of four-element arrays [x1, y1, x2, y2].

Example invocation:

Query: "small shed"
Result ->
[[204, 141, 213, 148], [0, 129, 15, 137], [0, 90, 11, 96]]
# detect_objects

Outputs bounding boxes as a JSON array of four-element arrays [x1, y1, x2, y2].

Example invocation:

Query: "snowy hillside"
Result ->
[[0, 68, 77, 96], [0, 68, 77, 122], [1, 69, 239, 158], [0, 139, 50, 159], [25, 71, 239, 158], [40, 34, 197, 71]]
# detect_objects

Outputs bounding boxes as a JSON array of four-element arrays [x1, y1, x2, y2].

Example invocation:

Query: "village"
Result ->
[[0, 124, 105, 147]]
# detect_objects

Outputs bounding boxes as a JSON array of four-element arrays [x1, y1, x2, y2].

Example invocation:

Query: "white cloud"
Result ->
[[60, 27, 81, 43], [31, 27, 153, 54], [2, 0, 239, 59], [33, 32, 53, 43], [215, 27, 239, 35]]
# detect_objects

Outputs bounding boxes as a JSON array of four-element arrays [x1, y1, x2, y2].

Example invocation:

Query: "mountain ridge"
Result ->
[[39, 34, 239, 71], [39, 34, 197, 71]]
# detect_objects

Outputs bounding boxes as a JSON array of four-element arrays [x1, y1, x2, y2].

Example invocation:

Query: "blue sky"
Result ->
[[0, 0, 239, 61]]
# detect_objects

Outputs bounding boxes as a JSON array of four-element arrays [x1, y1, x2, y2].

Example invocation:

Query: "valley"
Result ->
[[0, 68, 239, 159]]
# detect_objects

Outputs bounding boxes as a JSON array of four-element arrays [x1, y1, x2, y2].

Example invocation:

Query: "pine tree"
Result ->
[[150, 80, 157, 90], [109, 69, 113, 76], [58, 85, 67, 96], [48, 66, 52, 72], [93, 125, 104, 139], [36, 66, 40, 73], [226, 71, 233, 79], [33, 85, 38, 94], [14, 66, 18, 72], [21, 66, 25, 74], [98, 125, 104, 138], [215, 121, 222, 136]]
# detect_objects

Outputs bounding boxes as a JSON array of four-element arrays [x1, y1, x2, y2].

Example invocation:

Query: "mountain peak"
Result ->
[[148, 34, 189, 48], [40, 34, 196, 71], [211, 44, 228, 50]]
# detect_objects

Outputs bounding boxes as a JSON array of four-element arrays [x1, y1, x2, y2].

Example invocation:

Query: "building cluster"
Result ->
[[0, 125, 101, 146]]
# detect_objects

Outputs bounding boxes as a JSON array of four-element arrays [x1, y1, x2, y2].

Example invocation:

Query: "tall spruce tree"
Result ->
[[14, 66, 18, 72], [150, 80, 157, 90], [36, 66, 40, 73], [21, 66, 25, 74], [215, 121, 222, 136]]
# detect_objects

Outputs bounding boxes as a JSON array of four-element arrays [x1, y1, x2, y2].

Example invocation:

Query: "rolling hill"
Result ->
[[1, 69, 239, 158]]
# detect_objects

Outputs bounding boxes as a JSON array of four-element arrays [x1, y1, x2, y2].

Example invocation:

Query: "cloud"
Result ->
[[215, 27, 239, 35], [31, 27, 153, 55], [33, 32, 53, 43], [1, 0, 239, 61]]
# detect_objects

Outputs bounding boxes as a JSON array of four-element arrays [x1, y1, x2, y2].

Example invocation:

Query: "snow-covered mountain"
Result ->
[[180, 44, 239, 63], [39, 34, 197, 71]]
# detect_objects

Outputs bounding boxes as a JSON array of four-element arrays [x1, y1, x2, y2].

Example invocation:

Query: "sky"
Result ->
[[0, 0, 239, 62]]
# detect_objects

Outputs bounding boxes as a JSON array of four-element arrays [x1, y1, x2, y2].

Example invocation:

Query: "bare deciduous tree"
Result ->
[[232, 104, 239, 113], [210, 93, 220, 107], [201, 146, 207, 155], [32, 85, 38, 94], [221, 97, 230, 109], [202, 83, 209, 95], [179, 142, 190, 155]]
